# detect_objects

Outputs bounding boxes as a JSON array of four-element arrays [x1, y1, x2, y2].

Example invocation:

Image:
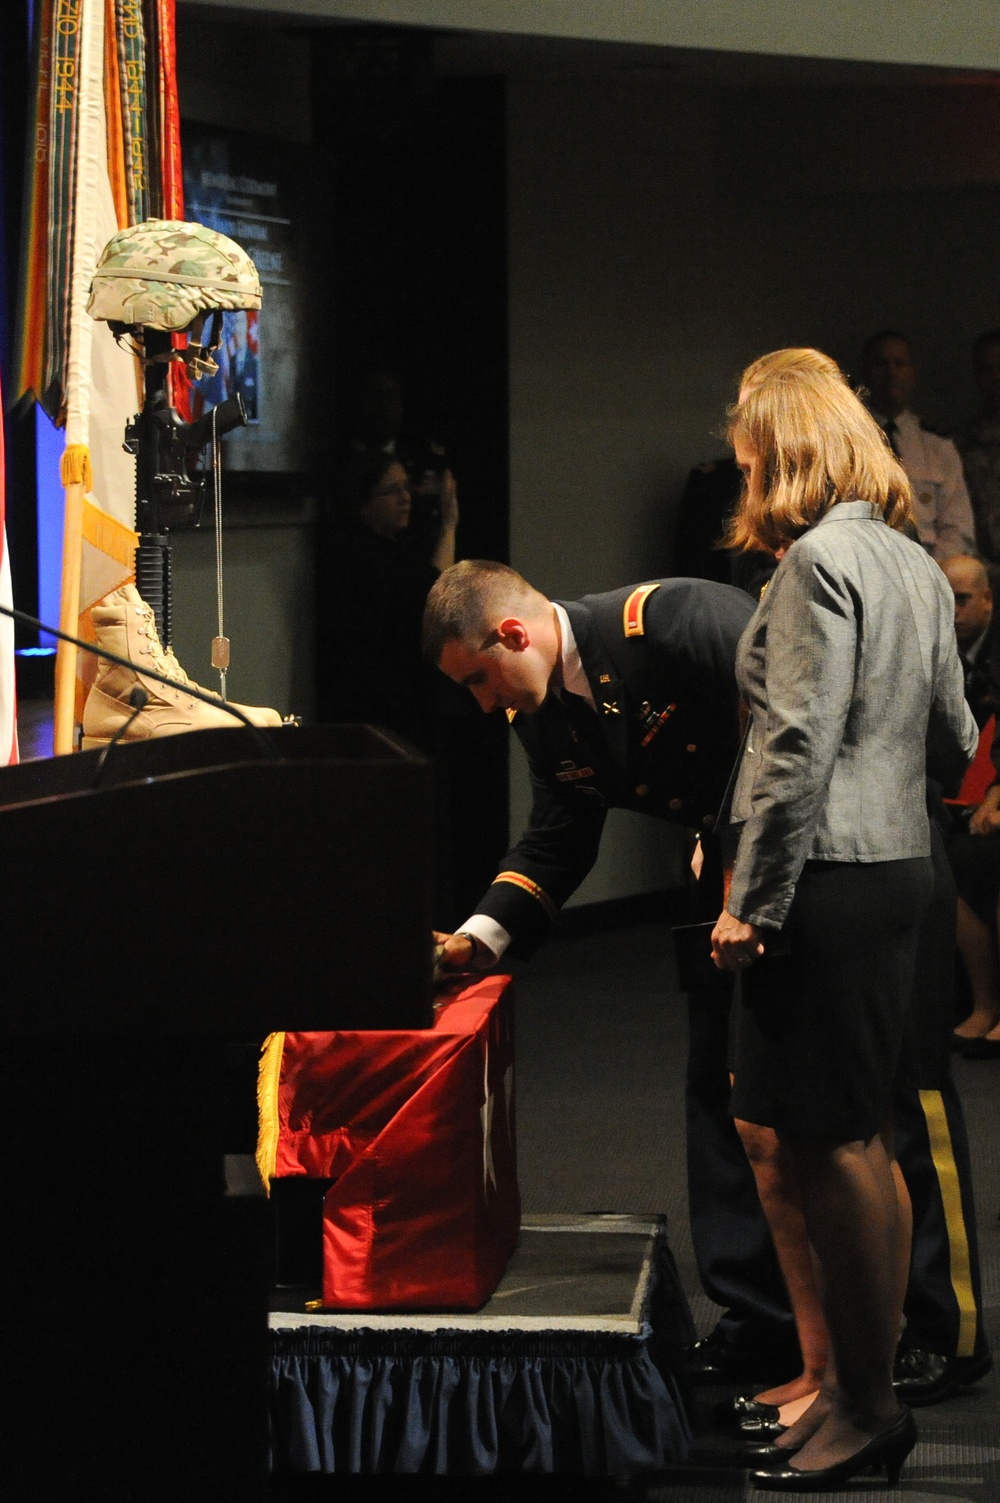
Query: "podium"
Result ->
[[0, 723, 435, 1034], [0, 725, 434, 1499]]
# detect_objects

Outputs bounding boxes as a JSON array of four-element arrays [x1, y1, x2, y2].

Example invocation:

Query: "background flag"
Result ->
[[0, 365, 20, 766], [16, 0, 186, 751]]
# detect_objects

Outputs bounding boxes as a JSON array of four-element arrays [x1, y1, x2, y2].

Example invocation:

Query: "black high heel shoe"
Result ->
[[749, 1406, 917, 1491]]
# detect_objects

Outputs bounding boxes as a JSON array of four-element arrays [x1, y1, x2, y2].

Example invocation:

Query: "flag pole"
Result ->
[[53, 0, 102, 753], [52, 457, 89, 753]]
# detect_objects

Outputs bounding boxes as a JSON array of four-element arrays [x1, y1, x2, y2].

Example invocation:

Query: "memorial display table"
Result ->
[[268, 1215, 694, 1477], [258, 975, 520, 1310]]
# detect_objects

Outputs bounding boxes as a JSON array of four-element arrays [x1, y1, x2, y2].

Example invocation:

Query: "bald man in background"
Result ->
[[940, 555, 999, 729]]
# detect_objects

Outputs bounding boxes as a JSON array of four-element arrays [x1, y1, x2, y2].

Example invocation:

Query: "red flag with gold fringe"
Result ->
[[257, 977, 520, 1311]]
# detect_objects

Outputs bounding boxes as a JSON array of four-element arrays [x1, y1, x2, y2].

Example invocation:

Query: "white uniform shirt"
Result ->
[[458, 602, 588, 962], [887, 409, 976, 562]]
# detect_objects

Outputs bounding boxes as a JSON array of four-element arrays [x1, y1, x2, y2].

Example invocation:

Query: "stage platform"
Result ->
[[268, 1214, 695, 1479]]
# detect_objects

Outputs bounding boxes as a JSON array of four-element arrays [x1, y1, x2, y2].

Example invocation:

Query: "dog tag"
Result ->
[[211, 635, 231, 670]]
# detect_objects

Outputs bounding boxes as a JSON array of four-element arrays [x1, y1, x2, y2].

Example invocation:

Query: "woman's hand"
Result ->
[[970, 782, 1000, 837], [711, 910, 766, 971], [431, 471, 459, 571], [439, 469, 459, 531]]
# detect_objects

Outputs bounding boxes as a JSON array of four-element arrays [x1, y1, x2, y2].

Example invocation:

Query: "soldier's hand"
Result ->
[[432, 931, 478, 985]]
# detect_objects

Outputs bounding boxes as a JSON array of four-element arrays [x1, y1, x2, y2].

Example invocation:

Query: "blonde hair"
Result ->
[[725, 348, 914, 555]]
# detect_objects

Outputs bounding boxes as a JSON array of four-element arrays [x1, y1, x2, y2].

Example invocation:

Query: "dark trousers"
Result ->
[[685, 982, 799, 1355], [894, 812, 986, 1359], [682, 834, 798, 1356], [896, 1077, 985, 1358]]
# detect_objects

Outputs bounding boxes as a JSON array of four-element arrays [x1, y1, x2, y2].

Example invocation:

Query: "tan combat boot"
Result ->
[[82, 583, 282, 747]]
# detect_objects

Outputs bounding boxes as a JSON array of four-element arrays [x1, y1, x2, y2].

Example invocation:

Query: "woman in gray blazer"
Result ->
[[711, 348, 976, 1490]]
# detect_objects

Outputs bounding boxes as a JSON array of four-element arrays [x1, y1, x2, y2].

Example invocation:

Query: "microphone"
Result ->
[[0, 600, 282, 762], [92, 686, 149, 788]]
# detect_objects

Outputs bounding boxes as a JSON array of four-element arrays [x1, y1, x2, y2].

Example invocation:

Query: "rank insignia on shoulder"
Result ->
[[505, 708, 517, 723], [623, 582, 661, 638]]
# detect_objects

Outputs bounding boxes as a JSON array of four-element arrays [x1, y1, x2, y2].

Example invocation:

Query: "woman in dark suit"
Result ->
[[712, 348, 976, 1489]]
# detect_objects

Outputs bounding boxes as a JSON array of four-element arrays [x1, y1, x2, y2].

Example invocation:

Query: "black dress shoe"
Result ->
[[718, 1393, 781, 1426], [893, 1346, 993, 1406], [749, 1407, 917, 1491], [684, 1327, 798, 1385], [742, 1438, 799, 1462], [739, 1415, 786, 1440]]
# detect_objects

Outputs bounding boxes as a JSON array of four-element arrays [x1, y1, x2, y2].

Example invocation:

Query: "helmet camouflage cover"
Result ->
[[86, 218, 262, 331]]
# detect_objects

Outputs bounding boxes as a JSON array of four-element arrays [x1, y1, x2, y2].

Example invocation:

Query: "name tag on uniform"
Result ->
[[556, 761, 596, 782]]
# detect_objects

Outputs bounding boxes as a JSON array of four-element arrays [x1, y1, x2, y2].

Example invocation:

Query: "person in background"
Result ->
[[939, 553, 1000, 1055], [672, 453, 775, 598], [949, 790, 1000, 1056], [956, 331, 1000, 566], [343, 366, 454, 566], [714, 347, 976, 1489], [861, 330, 976, 562], [940, 554, 999, 728], [315, 447, 458, 745]]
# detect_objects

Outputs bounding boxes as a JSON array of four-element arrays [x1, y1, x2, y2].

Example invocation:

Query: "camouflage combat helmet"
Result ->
[[86, 218, 262, 331]]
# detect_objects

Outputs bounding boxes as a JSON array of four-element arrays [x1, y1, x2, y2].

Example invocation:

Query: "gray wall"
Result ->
[[169, 523, 314, 719], [505, 71, 1000, 904], [180, 0, 1000, 73], [175, 11, 1000, 904], [174, 22, 315, 721]]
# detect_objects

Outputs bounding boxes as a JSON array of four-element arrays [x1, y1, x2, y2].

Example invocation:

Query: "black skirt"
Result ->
[[947, 827, 1000, 928], [729, 856, 934, 1143]]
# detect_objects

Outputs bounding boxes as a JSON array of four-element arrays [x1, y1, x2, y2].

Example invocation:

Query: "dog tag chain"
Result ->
[[211, 407, 230, 695]]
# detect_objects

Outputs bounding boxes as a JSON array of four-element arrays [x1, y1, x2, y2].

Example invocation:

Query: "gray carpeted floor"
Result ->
[[510, 915, 1000, 1503], [272, 911, 999, 1500]]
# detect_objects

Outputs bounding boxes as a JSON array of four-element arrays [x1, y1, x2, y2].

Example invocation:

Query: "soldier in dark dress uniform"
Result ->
[[424, 559, 801, 1381]]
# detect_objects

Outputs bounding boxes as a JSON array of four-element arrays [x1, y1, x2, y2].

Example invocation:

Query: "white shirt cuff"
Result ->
[[458, 914, 511, 964]]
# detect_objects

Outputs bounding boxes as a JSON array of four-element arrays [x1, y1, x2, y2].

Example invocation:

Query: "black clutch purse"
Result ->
[[670, 723, 748, 992], [671, 919, 723, 992]]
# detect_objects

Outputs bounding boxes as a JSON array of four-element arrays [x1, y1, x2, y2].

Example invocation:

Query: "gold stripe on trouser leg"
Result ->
[[918, 1089, 977, 1357]]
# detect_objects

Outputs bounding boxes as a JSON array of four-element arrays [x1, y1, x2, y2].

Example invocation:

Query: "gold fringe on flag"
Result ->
[[59, 442, 93, 490], [255, 1032, 286, 1194], [81, 492, 137, 573]]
